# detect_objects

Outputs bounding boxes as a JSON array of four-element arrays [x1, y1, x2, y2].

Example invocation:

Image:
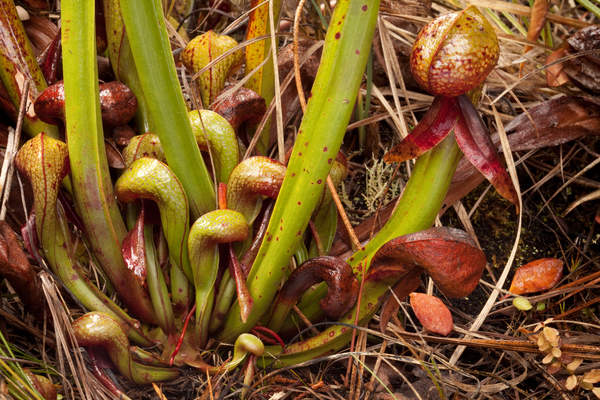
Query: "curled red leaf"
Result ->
[[410, 292, 453, 336], [454, 95, 519, 212], [384, 96, 459, 163], [104, 139, 125, 169], [35, 81, 137, 127], [368, 227, 486, 298], [379, 268, 422, 332], [39, 27, 61, 85], [445, 95, 600, 209], [211, 87, 266, 132], [275, 256, 359, 319], [98, 81, 137, 127], [121, 205, 147, 288], [509, 258, 563, 295], [228, 244, 253, 323]]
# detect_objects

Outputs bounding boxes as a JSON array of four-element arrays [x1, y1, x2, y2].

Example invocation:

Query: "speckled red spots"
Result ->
[[362, 5, 368, 11], [335, 32, 341, 40]]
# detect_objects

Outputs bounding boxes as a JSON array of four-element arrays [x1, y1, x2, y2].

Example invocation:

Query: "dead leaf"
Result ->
[[524, 0, 548, 54], [445, 95, 600, 209], [545, 46, 570, 87], [563, 25, 600, 93], [23, 16, 59, 56], [520, 0, 547, 75], [0, 221, 44, 315], [509, 258, 563, 295], [564, 189, 600, 216], [410, 292, 453, 336], [105, 139, 125, 169]]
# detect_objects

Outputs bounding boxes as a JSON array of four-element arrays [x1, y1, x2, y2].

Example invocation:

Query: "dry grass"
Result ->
[[1, 0, 599, 399]]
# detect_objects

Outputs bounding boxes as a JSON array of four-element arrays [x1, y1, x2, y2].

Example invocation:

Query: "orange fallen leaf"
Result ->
[[546, 46, 570, 87], [409, 292, 453, 336], [509, 258, 563, 295], [526, 0, 548, 47], [520, 0, 548, 75]]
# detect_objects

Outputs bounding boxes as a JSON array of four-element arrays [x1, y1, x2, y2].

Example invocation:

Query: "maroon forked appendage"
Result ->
[[276, 256, 359, 320]]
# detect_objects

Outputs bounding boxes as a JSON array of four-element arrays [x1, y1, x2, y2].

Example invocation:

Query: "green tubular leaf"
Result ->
[[348, 137, 462, 272], [0, 0, 59, 138], [219, 0, 380, 341], [115, 157, 191, 313], [119, 0, 215, 217], [103, 0, 154, 132], [262, 135, 462, 368], [189, 110, 239, 183], [144, 224, 175, 335], [308, 204, 337, 258], [15, 134, 151, 345], [188, 209, 248, 345], [116, 158, 192, 281], [73, 312, 178, 384], [123, 133, 166, 167], [182, 31, 243, 106], [308, 156, 347, 258], [186, 333, 264, 373], [61, 0, 156, 324]]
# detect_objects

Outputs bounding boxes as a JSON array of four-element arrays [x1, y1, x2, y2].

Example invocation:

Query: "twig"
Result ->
[[327, 175, 361, 251], [0, 81, 29, 220], [292, 304, 319, 336], [293, 0, 308, 111], [268, 0, 284, 162]]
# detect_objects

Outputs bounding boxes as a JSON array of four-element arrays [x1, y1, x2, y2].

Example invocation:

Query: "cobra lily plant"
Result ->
[[0, 0, 519, 394]]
